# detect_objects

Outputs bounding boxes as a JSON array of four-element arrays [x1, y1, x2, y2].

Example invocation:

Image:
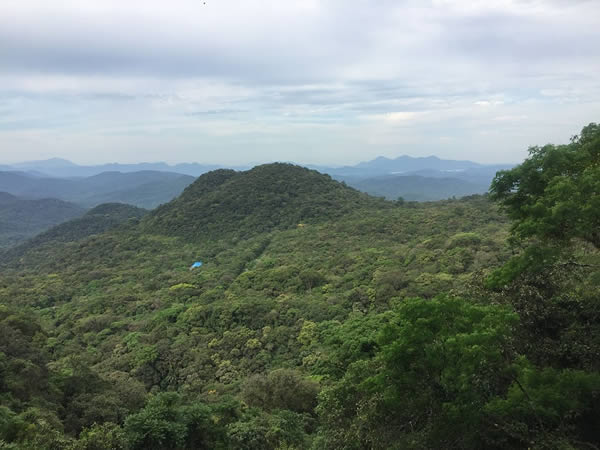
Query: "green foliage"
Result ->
[[0, 187, 510, 447], [0, 305, 53, 410], [485, 245, 563, 288], [446, 231, 482, 249], [241, 369, 319, 413], [315, 296, 600, 449], [489, 123, 600, 285], [227, 408, 312, 450], [123, 392, 222, 450], [474, 257, 600, 374], [0, 406, 26, 444], [72, 422, 128, 450], [0, 151, 597, 450], [315, 296, 519, 449], [1, 407, 74, 450], [485, 361, 600, 449], [143, 163, 382, 241], [1, 203, 146, 265]]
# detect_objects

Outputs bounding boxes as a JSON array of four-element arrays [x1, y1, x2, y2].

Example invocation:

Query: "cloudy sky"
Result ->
[[0, 0, 598, 166]]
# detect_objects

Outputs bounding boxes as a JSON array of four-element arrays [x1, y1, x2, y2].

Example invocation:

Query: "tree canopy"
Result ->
[[0, 142, 599, 449], [489, 123, 600, 286]]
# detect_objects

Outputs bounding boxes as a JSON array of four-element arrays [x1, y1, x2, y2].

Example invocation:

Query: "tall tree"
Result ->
[[489, 123, 600, 286]]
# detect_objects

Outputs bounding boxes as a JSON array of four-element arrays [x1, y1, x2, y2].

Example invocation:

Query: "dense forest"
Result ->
[[0, 124, 598, 449]]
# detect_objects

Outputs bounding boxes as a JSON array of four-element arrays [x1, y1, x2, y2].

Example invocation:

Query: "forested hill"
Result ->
[[143, 163, 383, 241], [0, 192, 85, 248], [0, 127, 599, 449]]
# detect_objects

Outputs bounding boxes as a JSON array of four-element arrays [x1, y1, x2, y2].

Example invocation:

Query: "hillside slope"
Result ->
[[143, 163, 383, 241], [0, 190, 511, 447], [0, 164, 515, 449], [0, 192, 85, 248], [2, 203, 147, 262]]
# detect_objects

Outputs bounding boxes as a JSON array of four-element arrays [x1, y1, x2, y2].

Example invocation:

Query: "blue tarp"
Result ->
[[191, 261, 203, 268]]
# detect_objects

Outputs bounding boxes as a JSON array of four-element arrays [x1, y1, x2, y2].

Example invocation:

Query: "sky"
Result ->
[[0, 0, 599, 166]]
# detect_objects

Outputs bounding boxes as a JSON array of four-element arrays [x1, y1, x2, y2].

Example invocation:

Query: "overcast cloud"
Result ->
[[0, 0, 599, 165]]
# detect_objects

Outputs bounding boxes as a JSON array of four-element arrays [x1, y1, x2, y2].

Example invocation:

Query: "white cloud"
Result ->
[[0, 0, 599, 165]]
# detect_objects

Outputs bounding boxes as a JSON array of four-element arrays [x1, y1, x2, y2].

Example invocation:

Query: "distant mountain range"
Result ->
[[314, 156, 513, 200], [2, 155, 513, 179], [0, 155, 514, 205], [0, 170, 195, 209], [3, 157, 229, 178], [312, 155, 486, 178], [347, 175, 489, 202]]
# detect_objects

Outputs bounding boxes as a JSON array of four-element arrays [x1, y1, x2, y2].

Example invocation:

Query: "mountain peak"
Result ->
[[14, 158, 77, 169], [325, 154, 483, 177], [143, 163, 376, 241]]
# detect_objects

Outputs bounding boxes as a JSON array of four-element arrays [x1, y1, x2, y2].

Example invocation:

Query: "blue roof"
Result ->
[[191, 261, 203, 268]]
